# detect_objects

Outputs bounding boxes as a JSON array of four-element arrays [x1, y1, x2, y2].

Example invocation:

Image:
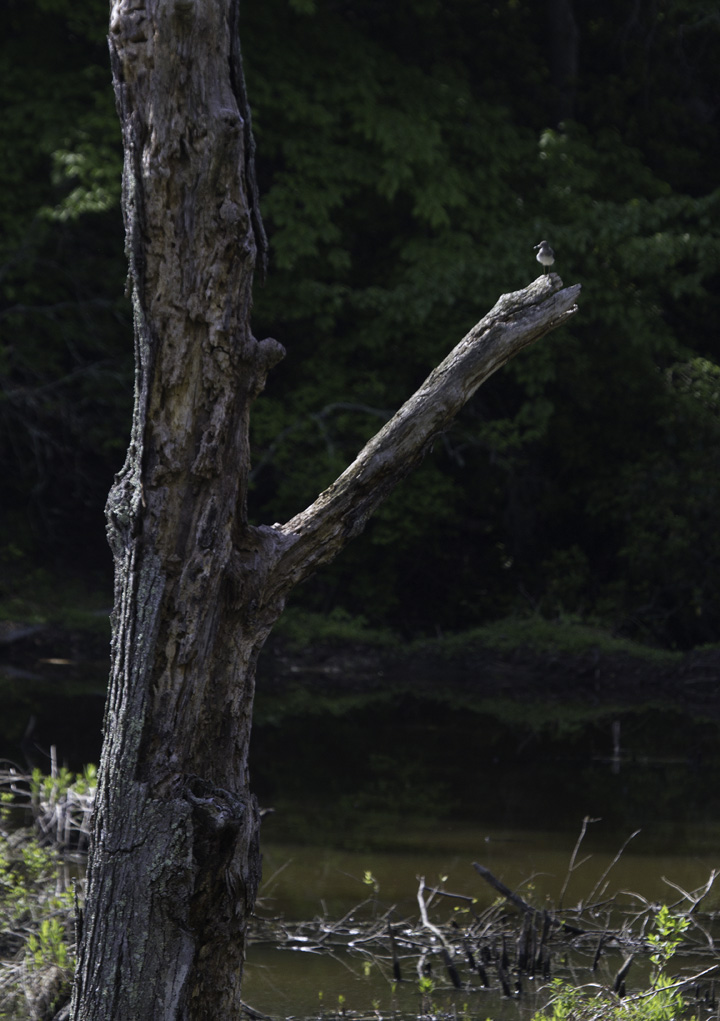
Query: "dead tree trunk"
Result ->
[[70, 2, 580, 1018]]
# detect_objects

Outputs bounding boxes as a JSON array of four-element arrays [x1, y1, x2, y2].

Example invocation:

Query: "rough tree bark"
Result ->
[[70, 2, 580, 1018]]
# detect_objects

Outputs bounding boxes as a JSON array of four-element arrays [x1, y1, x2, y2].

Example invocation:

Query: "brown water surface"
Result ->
[[244, 811, 720, 1019]]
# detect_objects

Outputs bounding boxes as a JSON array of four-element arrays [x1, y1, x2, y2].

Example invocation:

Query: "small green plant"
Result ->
[[362, 868, 380, 919], [532, 907, 694, 1021], [638, 906, 693, 1021], [534, 979, 598, 1021], [30, 762, 97, 805], [647, 904, 690, 977], [0, 829, 76, 1016], [362, 869, 379, 893], [0, 767, 92, 1017], [27, 917, 70, 970], [0, 793, 14, 832], [418, 973, 437, 1015]]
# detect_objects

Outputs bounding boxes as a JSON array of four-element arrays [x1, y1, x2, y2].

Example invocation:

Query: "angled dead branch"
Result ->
[[263, 273, 580, 600]]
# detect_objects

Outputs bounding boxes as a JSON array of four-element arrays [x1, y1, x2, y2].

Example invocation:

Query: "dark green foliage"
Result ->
[[0, 0, 128, 573], [2, 0, 720, 646]]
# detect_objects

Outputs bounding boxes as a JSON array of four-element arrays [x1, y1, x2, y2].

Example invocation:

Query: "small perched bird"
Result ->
[[534, 240, 555, 274]]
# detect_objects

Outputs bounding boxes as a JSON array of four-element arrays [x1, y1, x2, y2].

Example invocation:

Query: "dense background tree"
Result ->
[[2, 0, 720, 648], [0, 1, 127, 575]]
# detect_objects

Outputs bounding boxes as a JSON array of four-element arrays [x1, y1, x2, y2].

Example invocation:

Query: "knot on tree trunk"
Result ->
[[185, 777, 246, 833], [248, 336, 285, 396]]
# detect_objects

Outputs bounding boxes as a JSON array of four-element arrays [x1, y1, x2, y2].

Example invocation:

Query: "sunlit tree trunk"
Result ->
[[70, 2, 580, 1018]]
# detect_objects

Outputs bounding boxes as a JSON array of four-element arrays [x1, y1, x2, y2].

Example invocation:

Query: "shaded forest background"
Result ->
[[2, 0, 720, 650]]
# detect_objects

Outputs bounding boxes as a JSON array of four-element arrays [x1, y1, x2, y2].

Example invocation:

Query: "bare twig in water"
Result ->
[[559, 815, 600, 908], [624, 963, 720, 1002], [417, 876, 453, 952], [662, 869, 718, 914], [472, 862, 588, 936], [585, 829, 642, 906], [424, 884, 482, 921]]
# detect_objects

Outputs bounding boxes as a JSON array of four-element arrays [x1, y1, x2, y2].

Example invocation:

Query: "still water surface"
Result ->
[[1, 658, 719, 1018], [244, 691, 720, 1017], [244, 805, 720, 1018]]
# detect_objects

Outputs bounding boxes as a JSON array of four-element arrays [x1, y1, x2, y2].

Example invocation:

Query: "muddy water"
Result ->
[[244, 818, 720, 1019], [243, 695, 720, 1019], [243, 690, 718, 1016], [1, 657, 719, 1018]]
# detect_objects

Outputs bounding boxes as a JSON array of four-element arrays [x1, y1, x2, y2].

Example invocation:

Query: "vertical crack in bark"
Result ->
[[228, 0, 267, 282]]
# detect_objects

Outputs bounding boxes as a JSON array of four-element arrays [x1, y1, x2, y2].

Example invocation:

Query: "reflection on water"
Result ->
[[250, 695, 720, 849], [244, 942, 550, 1021], [245, 820, 720, 1019], [0, 664, 105, 771], [256, 825, 720, 921], [246, 692, 720, 1017], [2, 656, 720, 1018]]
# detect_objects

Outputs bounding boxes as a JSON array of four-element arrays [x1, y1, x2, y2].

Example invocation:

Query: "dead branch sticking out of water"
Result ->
[[472, 862, 587, 935], [1, 764, 719, 1017], [250, 853, 720, 1012]]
